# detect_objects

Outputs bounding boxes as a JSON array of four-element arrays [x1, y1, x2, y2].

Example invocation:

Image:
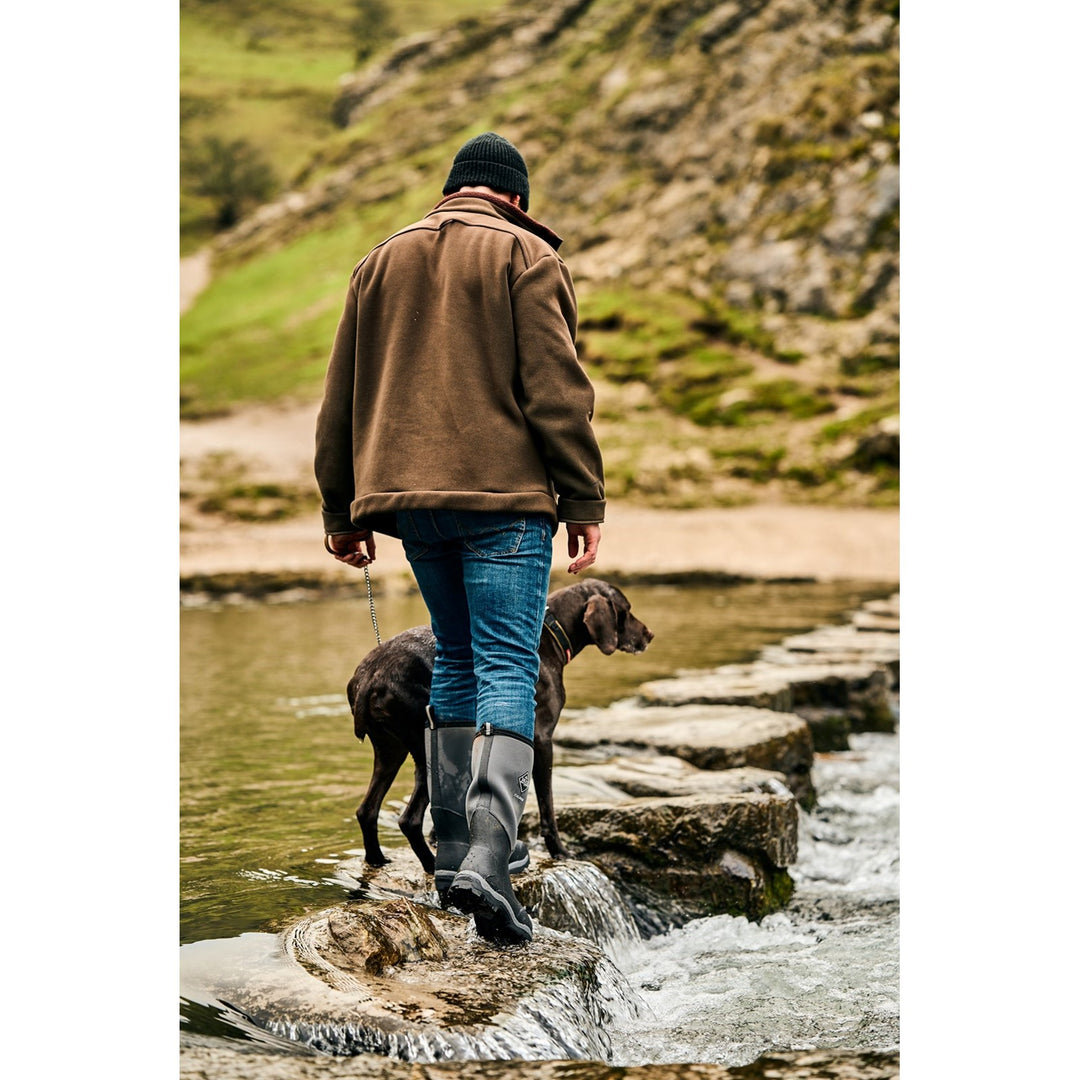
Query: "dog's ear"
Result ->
[[584, 594, 619, 655]]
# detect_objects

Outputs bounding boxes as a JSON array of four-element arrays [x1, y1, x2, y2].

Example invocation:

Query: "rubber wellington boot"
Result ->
[[425, 710, 529, 908], [446, 724, 535, 944]]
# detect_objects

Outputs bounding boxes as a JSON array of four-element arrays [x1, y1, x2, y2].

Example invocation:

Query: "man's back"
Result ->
[[317, 194, 604, 536]]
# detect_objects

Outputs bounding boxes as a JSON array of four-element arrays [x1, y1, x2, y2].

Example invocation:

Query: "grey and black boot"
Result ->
[[425, 709, 529, 908], [446, 724, 535, 944]]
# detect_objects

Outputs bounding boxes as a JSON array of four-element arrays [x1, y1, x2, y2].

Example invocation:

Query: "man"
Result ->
[[314, 132, 605, 944]]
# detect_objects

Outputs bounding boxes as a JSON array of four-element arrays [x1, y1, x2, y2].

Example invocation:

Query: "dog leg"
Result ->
[[399, 763, 434, 874], [356, 738, 409, 867], [533, 733, 570, 859]]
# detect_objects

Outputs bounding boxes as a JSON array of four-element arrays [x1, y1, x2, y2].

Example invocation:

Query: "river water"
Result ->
[[608, 730, 899, 1065], [180, 578, 898, 1063]]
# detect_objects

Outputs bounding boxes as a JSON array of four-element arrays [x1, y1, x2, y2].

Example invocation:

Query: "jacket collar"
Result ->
[[430, 192, 564, 251]]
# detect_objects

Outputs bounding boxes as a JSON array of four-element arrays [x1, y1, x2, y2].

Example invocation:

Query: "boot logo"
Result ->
[[515, 772, 531, 802]]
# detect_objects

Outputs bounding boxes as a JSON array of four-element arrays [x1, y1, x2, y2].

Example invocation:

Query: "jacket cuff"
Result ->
[[322, 510, 356, 533], [556, 499, 606, 524]]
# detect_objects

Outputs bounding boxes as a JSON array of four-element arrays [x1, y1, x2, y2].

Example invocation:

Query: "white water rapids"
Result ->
[[606, 731, 900, 1066]]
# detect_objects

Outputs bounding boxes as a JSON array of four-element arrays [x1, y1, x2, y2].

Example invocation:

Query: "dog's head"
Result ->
[[582, 581, 654, 656]]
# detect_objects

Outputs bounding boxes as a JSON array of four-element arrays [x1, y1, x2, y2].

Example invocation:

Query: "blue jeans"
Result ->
[[396, 510, 553, 740]]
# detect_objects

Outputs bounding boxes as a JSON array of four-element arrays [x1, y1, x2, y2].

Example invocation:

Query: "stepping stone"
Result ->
[[759, 624, 900, 688], [522, 788, 799, 930], [556, 701, 815, 807], [637, 660, 895, 746], [552, 757, 790, 801], [180, 895, 639, 1061]]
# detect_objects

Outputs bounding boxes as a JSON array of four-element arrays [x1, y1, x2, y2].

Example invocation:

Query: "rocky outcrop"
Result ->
[[217, 0, 899, 349]]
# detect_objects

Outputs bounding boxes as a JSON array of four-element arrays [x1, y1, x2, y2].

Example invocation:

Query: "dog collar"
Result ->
[[542, 608, 575, 664]]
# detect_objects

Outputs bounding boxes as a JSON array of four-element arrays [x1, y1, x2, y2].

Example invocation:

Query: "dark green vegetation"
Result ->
[[182, 450, 320, 522], [181, 0, 899, 508]]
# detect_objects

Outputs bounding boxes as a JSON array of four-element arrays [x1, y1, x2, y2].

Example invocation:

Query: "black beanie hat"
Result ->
[[442, 132, 530, 212]]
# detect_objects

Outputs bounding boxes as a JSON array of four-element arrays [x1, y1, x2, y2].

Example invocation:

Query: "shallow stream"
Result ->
[[180, 578, 898, 1063]]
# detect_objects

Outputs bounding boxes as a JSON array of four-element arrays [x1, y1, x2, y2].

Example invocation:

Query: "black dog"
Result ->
[[347, 578, 654, 870]]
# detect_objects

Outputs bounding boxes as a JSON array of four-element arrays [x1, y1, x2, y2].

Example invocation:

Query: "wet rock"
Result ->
[[556, 701, 815, 807], [305, 899, 448, 978], [183, 897, 640, 1061], [179, 1041, 900, 1079], [544, 768, 636, 806], [758, 622, 900, 689], [331, 848, 642, 953], [637, 660, 895, 747], [513, 857, 644, 952], [552, 757, 790, 801], [522, 789, 799, 932], [331, 848, 436, 905]]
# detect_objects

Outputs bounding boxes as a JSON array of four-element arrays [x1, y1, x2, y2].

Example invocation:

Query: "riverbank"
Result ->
[[180, 501, 898, 585], [180, 403, 898, 594]]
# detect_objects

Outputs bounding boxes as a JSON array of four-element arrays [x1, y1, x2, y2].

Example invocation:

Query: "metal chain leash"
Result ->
[[364, 564, 382, 644]]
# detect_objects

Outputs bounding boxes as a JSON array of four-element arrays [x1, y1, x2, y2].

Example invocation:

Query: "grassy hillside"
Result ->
[[180, 0, 899, 510], [180, 0, 506, 250]]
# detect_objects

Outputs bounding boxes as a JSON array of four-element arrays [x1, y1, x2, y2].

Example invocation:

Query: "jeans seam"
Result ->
[[458, 514, 527, 557]]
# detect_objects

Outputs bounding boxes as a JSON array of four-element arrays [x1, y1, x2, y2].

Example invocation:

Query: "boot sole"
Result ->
[[446, 872, 533, 944], [434, 848, 529, 902]]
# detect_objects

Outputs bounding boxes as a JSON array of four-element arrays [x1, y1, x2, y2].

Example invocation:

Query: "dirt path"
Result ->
[[180, 249, 212, 315], [180, 403, 898, 587]]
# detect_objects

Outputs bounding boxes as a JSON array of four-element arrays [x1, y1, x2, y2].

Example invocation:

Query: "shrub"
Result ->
[[183, 136, 278, 230]]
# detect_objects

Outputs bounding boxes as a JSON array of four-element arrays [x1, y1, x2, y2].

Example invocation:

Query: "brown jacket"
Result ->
[[315, 194, 605, 538]]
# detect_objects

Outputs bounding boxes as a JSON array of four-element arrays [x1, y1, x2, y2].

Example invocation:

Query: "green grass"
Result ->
[[817, 400, 900, 445], [180, 180, 441, 416], [181, 222, 370, 416], [180, 0, 508, 250]]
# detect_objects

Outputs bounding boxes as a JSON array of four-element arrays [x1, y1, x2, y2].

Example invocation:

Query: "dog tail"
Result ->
[[346, 671, 369, 742]]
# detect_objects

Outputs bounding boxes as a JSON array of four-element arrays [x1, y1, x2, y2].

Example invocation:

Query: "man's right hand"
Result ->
[[326, 530, 377, 568], [566, 523, 601, 575]]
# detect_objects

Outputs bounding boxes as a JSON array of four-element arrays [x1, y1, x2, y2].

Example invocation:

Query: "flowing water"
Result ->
[[608, 731, 900, 1065], [180, 578, 897, 1061]]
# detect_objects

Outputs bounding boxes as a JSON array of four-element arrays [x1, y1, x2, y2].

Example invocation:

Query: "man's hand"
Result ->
[[325, 530, 377, 568], [566, 522, 601, 575]]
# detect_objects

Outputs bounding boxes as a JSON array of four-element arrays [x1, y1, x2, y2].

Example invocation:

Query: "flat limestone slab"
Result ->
[[639, 660, 884, 707], [759, 624, 900, 687], [556, 702, 814, 806], [637, 660, 895, 739], [550, 757, 790, 801]]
